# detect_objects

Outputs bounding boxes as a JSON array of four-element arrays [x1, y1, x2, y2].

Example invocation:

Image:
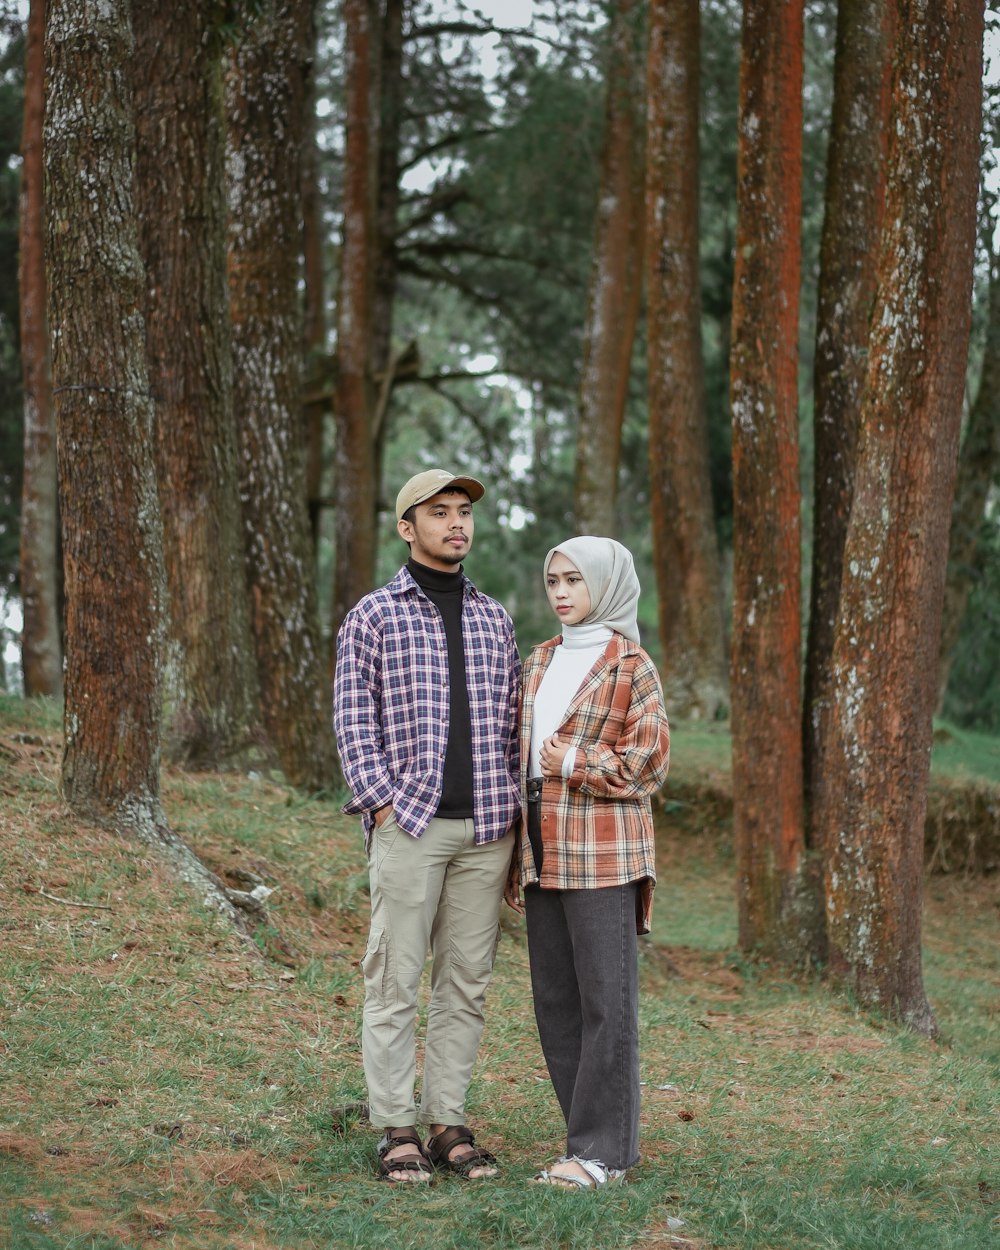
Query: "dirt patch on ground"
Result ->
[[0, 1133, 44, 1162], [191, 1147, 290, 1188]]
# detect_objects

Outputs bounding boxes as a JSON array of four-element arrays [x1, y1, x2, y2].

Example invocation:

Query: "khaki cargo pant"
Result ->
[[361, 813, 514, 1129]]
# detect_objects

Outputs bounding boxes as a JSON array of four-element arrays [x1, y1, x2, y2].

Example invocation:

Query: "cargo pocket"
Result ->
[[361, 928, 391, 1003]]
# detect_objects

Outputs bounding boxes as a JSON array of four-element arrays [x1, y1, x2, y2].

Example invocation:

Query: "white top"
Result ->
[[529, 623, 613, 777]]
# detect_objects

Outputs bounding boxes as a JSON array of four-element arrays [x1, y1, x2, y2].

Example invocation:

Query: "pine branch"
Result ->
[[398, 238, 551, 269], [398, 186, 471, 234], [406, 20, 526, 41], [397, 367, 500, 386], [422, 378, 495, 445], [406, 19, 584, 57], [399, 127, 500, 173]]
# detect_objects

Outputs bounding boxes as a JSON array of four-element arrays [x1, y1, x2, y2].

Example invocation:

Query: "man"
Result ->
[[333, 468, 521, 1183]]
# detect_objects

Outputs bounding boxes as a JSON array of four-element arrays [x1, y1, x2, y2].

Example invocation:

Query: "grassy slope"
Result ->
[[0, 698, 997, 1250]]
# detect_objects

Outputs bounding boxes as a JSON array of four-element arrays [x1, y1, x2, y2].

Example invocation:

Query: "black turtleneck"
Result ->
[[407, 557, 475, 818]]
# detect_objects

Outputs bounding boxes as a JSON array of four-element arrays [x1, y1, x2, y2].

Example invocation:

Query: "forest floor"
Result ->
[[1, 696, 998, 1250]]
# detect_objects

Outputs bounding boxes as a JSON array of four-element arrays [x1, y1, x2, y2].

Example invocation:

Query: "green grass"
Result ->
[[929, 719, 1000, 784], [665, 716, 1000, 788], [0, 692, 62, 734], [664, 719, 734, 786], [1, 697, 998, 1249]]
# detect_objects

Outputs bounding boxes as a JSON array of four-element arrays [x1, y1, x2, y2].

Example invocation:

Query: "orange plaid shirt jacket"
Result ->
[[515, 632, 671, 934]]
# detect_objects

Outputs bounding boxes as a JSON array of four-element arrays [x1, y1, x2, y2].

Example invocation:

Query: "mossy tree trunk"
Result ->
[[817, 0, 983, 1035], [44, 0, 251, 932], [804, 0, 895, 839], [45, 0, 165, 822]]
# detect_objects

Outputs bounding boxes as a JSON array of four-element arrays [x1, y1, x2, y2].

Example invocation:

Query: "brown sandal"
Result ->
[[425, 1125, 498, 1180], [376, 1129, 434, 1183]]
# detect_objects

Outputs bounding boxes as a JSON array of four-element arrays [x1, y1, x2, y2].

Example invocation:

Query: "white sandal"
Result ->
[[532, 1155, 626, 1189]]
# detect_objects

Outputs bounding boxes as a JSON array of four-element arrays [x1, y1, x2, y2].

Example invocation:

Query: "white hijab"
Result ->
[[544, 535, 641, 644]]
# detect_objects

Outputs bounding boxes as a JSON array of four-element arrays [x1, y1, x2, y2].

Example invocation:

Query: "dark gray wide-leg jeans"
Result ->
[[524, 882, 641, 1170]]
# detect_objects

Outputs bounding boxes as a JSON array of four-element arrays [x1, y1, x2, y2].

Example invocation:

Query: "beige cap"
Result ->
[[395, 468, 485, 521]]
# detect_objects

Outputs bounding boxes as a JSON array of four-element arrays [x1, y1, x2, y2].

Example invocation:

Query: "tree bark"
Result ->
[[332, 0, 382, 643], [729, 0, 811, 960], [574, 0, 646, 537], [226, 0, 338, 792], [301, 0, 329, 550], [804, 0, 894, 834], [44, 0, 252, 933], [936, 249, 1000, 707], [373, 0, 404, 399], [45, 0, 165, 819], [132, 0, 262, 769], [645, 0, 728, 722], [18, 0, 62, 699], [817, 0, 983, 1035]]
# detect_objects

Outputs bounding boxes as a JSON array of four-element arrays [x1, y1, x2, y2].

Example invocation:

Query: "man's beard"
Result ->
[[436, 536, 467, 565]]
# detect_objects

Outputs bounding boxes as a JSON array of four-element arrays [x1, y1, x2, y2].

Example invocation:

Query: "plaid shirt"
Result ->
[[516, 632, 670, 933], [333, 565, 521, 845]]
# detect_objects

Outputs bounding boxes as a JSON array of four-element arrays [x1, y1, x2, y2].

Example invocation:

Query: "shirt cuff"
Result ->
[[341, 778, 395, 816]]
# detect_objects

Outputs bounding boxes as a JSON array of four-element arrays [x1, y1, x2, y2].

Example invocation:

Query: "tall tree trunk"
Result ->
[[645, 0, 728, 721], [936, 249, 1000, 707], [329, 0, 407, 650], [373, 0, 403, 391], [18, 0, 62, 699], [132, 0, 262, 769], [46, 0, 165, 821], [370, 0, 405, 479], [226, 0, 338, 792], [44, 0, 251, 932], [817, 0, 983, 1035], [302, 0, 328, 550], [574, 0, 646, 537], [804, 0, 894, 833], [332, 0, 381, 643], [729, 0, 811, 960]]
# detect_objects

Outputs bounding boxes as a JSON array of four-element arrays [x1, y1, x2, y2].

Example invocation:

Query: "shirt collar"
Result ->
[[389, 563, 477, 598]]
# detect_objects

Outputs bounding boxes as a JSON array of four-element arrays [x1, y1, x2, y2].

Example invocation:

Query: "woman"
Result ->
[[506, 536, 670, 1189]]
